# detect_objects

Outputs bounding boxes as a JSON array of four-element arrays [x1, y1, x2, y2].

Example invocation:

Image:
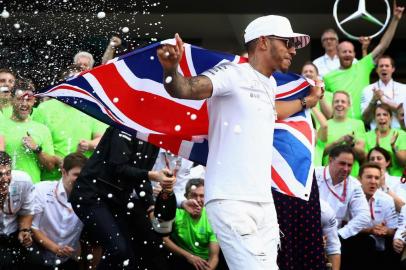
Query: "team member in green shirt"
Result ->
[[320, 91, 366, 176], [32, 98, 107, 180], [324, 2, 404, 120], [0, 68, 16, 120], [0, 80, 59, 183], [164, 178, 220, 270], [365, 103, 406, 176]]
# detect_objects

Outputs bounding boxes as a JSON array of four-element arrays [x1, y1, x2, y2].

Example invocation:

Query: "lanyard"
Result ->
[[1, 195, 12, 215], [323, 167, 347, 203], [54, 182, 73, 213], [369, 198, 375, 220]]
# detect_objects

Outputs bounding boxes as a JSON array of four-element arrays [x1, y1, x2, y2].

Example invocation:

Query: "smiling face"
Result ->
[[301, 64, 318, 80], [333, 92, 350, 119], [376, 57, 395, 84], [337, 42, 355, 69], [0, 72, 15, 103], [11, 90, 35, 121]]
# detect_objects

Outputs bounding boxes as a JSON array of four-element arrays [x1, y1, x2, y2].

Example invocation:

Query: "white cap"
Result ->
[[244, 15, 310, 49]]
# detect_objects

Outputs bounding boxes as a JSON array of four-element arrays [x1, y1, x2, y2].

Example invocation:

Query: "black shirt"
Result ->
[[69, 127, 159, 207]]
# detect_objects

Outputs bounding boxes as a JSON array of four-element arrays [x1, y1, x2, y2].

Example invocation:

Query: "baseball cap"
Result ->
[[244, 15, 310, 49]]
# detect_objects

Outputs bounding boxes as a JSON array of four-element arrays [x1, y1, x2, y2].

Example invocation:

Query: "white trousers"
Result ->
[[206, 200, 279, 270]]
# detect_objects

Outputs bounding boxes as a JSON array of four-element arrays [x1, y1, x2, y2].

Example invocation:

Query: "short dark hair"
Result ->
[[184, 178, 204, 197], [302, 61, 319, 74], [377, 55, 395, 68], [11, 78, 35, 96], [359, 162, 382, 178], [329, 144, 355, 160], [374, 103, 392, 118], [367, 146, 392, 168], [244, 38, 259, 54], [62, 153, 88, 172], [0, 151, 11, 166]]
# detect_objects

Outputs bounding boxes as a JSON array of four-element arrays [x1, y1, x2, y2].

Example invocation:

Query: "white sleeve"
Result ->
[[360, 85, 373, 113], [18, 181, 35, 216], [320, 200, 341, 255], [338, 185, 371, 239], [202, 63, 234, 97], [395, 205, 406, 240], [385, 198, 398, 229]]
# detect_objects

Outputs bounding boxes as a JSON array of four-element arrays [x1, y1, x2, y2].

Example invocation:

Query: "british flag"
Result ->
[[37, 39, 314, 200]]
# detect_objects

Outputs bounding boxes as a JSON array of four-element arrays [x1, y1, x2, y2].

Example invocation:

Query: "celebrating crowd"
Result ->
[[1, 2, 406, 270]]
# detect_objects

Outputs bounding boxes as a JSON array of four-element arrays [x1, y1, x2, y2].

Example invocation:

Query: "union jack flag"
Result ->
[[37, 39, 314, 200]]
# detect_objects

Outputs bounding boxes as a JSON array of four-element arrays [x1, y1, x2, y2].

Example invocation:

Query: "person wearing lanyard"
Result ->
[[358, 162, 398, 270], [29, 153, 88, 270], [361, 56, 406, 129], [315, 144, 370, 270], [0, 151, 41, 270]]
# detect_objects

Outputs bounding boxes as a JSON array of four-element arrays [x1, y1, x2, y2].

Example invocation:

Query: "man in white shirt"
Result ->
[[361, 55, 406, 129], [313, 29, 341, 78], [31, 153, 88, 269], [359, 162, 398, 270], [0, 151, 38, 270], [158, 15, 322, 270], [315, 145, 370, 270]]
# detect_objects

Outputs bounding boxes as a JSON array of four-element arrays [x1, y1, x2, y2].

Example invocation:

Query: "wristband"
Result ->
[[33, 145, 42, 154], [300, 97, 307, 109]]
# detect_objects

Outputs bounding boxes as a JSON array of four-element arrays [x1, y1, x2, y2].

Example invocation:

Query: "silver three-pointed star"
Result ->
[[340, 0, 384, 26]]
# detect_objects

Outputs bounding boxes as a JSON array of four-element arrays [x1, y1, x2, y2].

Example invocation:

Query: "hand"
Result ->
[[393, 0, 404, 21], [156, 168, 176, 192], [391, 131, 399, 147], [157, 33, 184, 72], [22, 133, 38, 151], [18, 230, 32, 248], [322, 235, 327, 249], [182, 199, 202, 216], [393, 239, 405, 253], [153, 183, 163, 197], [54, 245, 75, 257], [186, 254, 210, 270], [109, 36, 122, 48], [372, 88, 384, 102], [359, 36, 371, 50], [77, 139, 92, 153], [371, 223, 389, 236], [341, 134, 354, 145]]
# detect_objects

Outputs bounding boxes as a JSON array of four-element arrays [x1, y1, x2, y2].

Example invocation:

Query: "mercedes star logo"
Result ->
[[333, 0, 391, 40]]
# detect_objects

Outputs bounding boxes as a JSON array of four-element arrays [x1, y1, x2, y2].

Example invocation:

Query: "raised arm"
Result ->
[[371, 2, 404, 60], [157, 34, 213, 100]]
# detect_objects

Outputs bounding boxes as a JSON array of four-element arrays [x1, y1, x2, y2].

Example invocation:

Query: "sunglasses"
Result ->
[[267, 36, 296, 49]]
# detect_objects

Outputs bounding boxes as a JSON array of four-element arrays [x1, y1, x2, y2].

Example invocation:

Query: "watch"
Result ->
[[33, 145, 42, 154], [300, 97, 307, 109]]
